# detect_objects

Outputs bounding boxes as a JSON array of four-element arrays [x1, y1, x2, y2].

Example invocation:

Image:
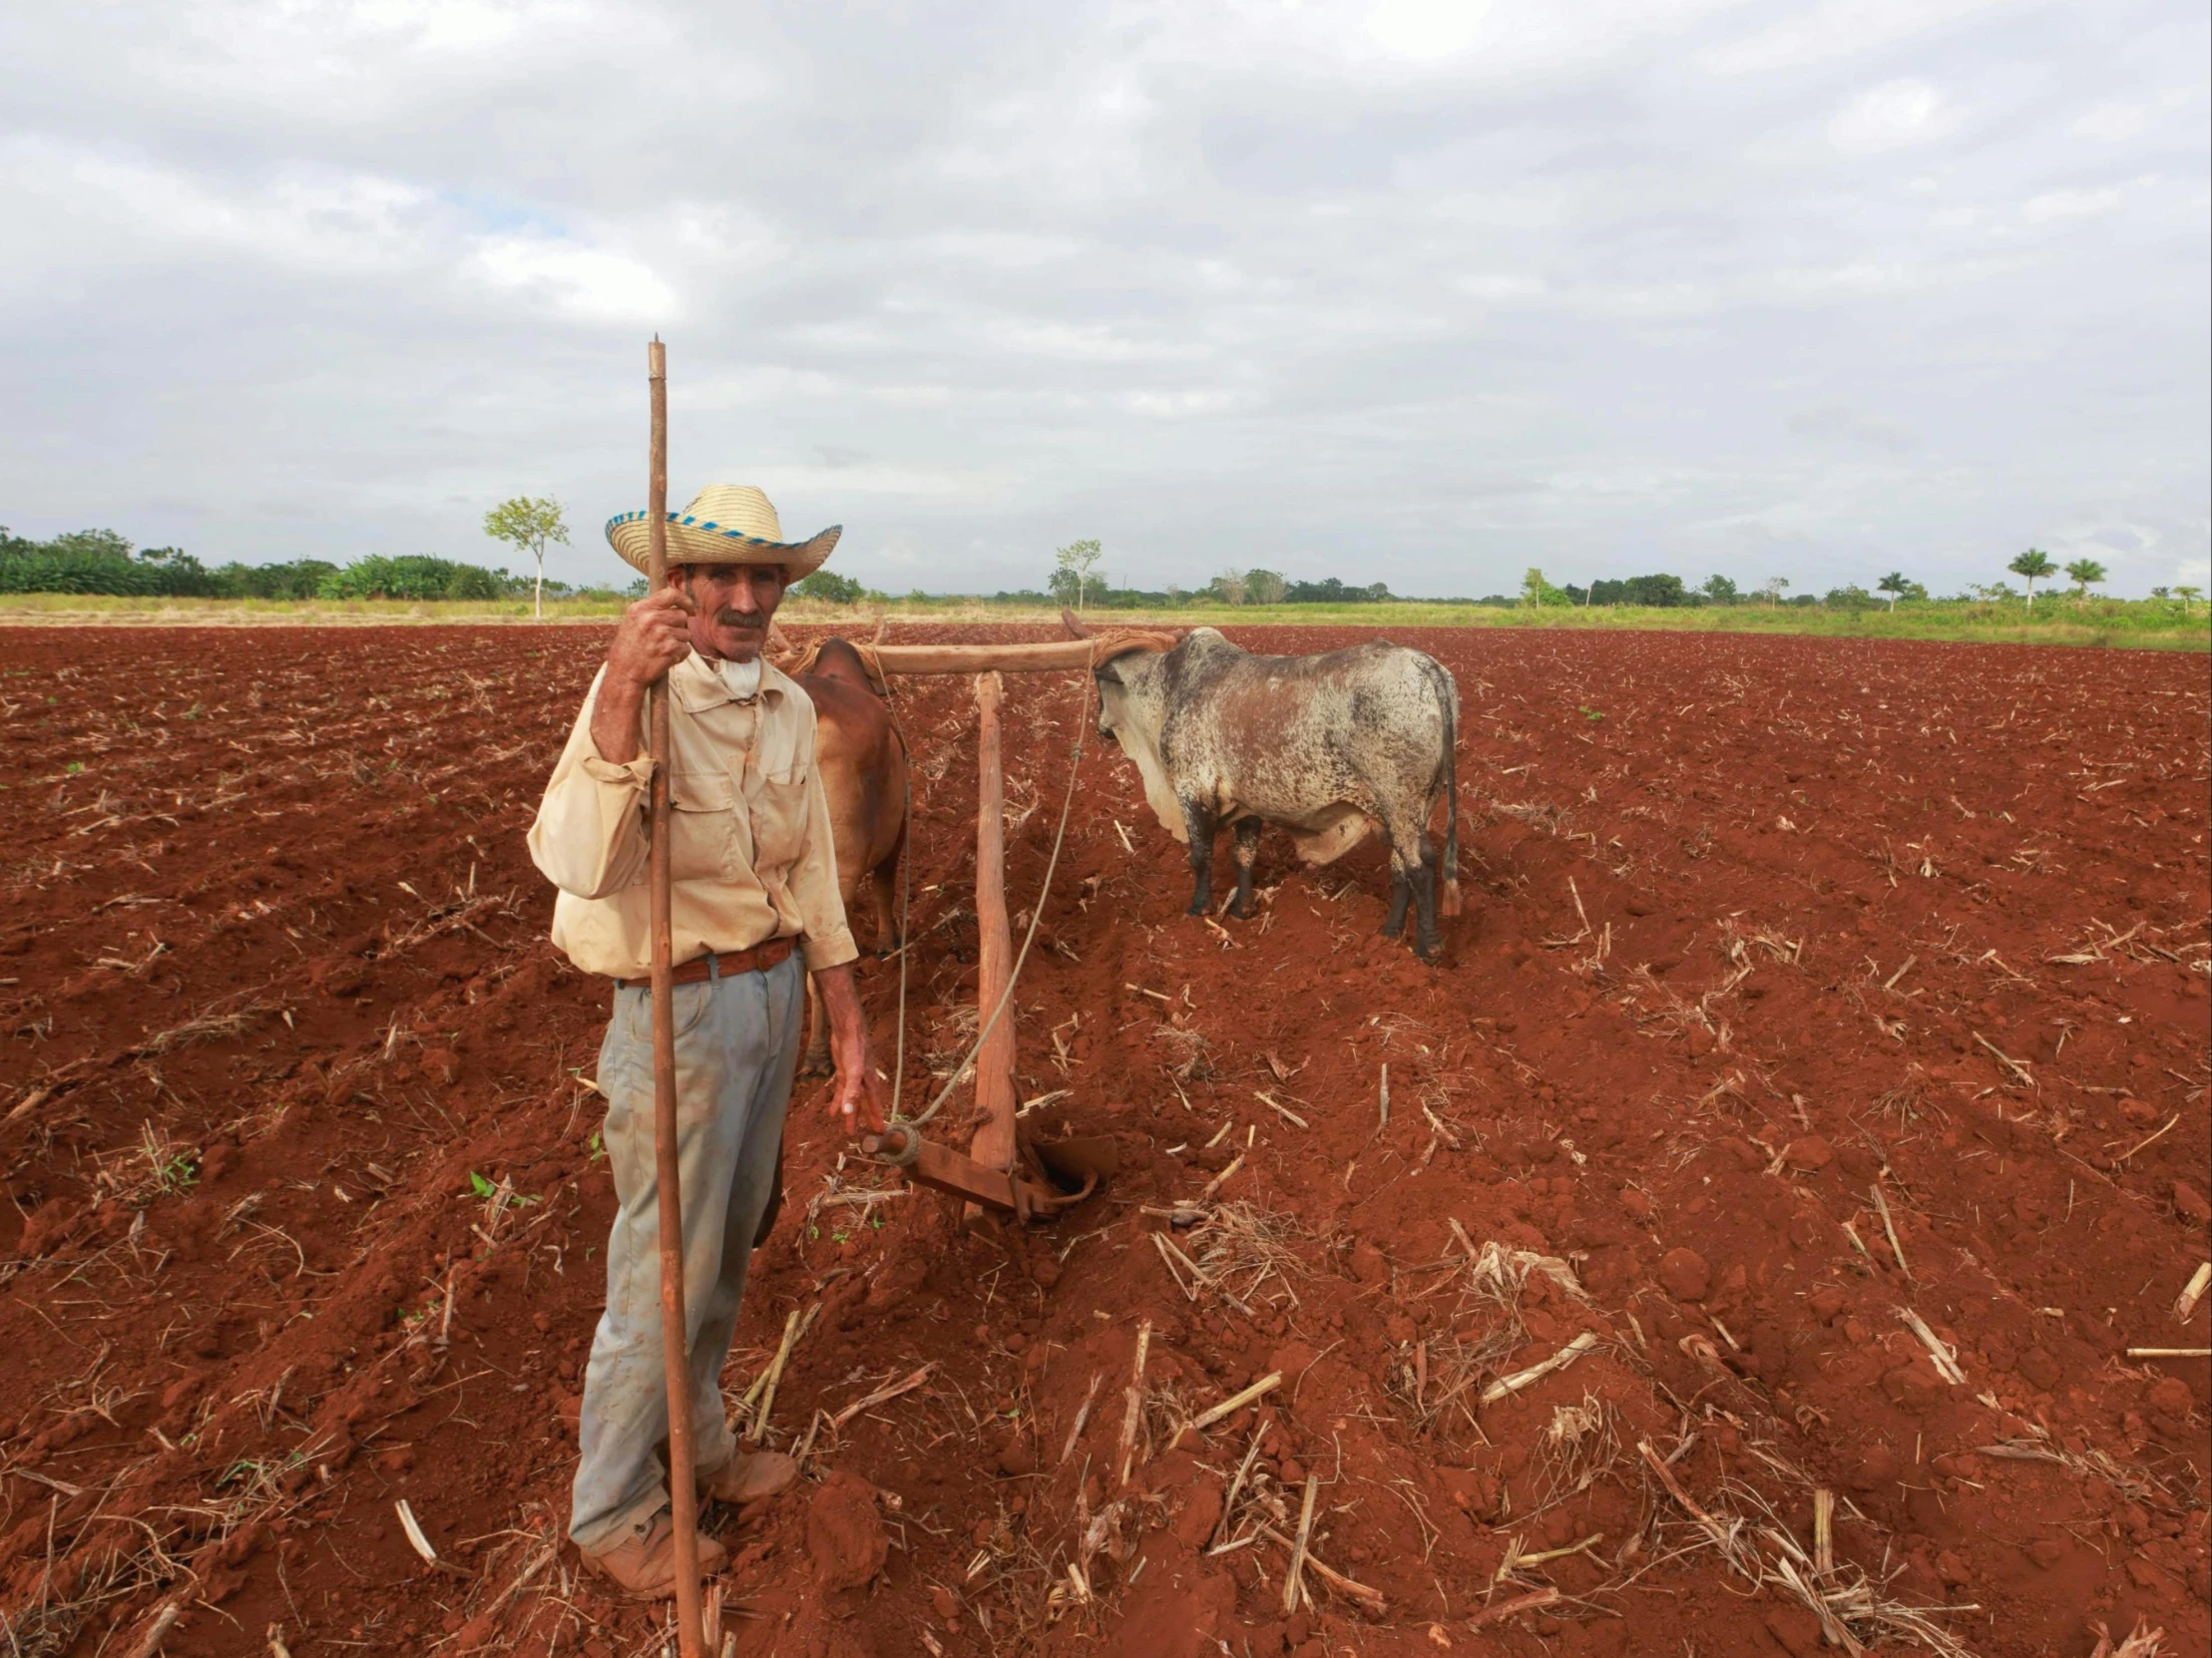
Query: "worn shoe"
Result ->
[[578, 1507, 728, 1601], [699, 1451, 798, 1506]]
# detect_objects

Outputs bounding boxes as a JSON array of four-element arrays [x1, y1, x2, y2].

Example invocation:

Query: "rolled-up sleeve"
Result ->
[[528, 670, 654, 902], [789, 757, 857, 972]]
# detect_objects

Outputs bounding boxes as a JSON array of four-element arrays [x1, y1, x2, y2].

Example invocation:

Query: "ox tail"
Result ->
[[1428, 655, 1462, 917]]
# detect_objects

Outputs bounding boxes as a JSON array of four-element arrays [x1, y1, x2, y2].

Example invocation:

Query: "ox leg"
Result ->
[[870, 826, 906, 952], [1379, 808, 1443, 962], [1179, 797, 1220, 917], [800, 971, 833, 1074], [1409, 843, 1443, 962], [1228, 818, 1262, 919], [1380, 852, 1411, 940]]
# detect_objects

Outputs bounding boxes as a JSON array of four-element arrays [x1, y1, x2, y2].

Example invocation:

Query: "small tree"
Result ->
[[1211, 568, 1248, 606], [484, 496, 570, 619], [2007, 549, 2055, 610], [1701, 574, 1739, 605], [2175, 584, 2203, 615], [1876, 571, 1910, 611], [792, 569, 865, 604], [1760, 577, 1789, 606], [2062, 558, 2106, 605], [1053, 539, 1105, 611], [1521, 568, 1572, 608], [1246, 569, 1286, 606]]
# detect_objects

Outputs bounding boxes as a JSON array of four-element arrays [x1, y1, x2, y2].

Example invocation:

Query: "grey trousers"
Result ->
[[570, 952, 802, 1552]]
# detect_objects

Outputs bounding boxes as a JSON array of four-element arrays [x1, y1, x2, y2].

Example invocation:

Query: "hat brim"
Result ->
[[606, 512, 840, 580]]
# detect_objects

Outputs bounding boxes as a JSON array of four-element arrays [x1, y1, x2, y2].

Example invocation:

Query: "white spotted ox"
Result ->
[[1088, 624, 1461, 960]]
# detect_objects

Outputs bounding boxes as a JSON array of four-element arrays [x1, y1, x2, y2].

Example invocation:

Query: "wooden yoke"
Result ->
[[968, 671, 1018, 1178]]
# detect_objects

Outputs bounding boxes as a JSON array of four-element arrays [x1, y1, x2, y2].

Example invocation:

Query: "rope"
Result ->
[[899, 667, 1093, 1131], [882, 694, 914, 1122]]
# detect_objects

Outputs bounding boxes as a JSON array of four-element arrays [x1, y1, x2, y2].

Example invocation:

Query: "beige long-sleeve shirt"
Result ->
[[528, 651, 856, 981]]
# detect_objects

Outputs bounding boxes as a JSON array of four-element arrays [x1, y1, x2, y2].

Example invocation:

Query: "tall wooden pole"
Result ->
[[646, 338, 705, 1655], [969, 671, 1017, 1177]]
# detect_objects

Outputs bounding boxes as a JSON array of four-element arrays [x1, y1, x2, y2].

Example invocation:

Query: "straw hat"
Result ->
[[605, 484, 840, 579]]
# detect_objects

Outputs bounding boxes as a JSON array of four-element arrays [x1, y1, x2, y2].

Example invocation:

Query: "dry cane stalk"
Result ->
[[1513, 1533, 1603, 1568], [1062, 1373, 1105, 1465], [1252, 1523, 1386, 1611], [1898, 1308, 1966, 1385], [1813, 1487, 1835, 1574], [744, 1307, 807, 1444], [1118, 1319, 1152, 1485], [1480, 1331, 1598, 1407], [831, 1363, 935, 1432], [1212, 1425, 1266, 1550], [1470, 1588, 1560, 1628], [1200, 1154, 1245, 1201], [1636, 1440, 1730, 1550], [2174, 1262, 2210, 1324], [1871, 1182, 1912, 1280], [1189, 1372, 1281, 1434], [1281, 1473, 1318, 1614], [1973, 1032, 2034, 1088], [128, 1601, 184, 1658]]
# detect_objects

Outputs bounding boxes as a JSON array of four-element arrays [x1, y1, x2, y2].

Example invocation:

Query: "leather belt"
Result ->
[[615, 936, 794, 991]]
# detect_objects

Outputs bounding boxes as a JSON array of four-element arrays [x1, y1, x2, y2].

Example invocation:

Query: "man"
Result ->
[[528, 483, 886, 1598]]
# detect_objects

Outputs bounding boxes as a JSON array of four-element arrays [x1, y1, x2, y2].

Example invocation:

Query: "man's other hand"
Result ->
[[812, 964, 885, 1138]]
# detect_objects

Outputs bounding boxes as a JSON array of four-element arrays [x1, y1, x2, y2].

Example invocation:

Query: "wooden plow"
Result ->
[[834, 634, 1169, 1220]]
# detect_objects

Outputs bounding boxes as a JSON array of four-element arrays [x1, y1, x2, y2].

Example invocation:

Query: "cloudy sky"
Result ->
[[3, 0, 2205, 598]]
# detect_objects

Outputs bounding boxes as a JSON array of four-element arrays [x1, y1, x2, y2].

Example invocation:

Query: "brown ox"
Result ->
[[793, 636, 907, 1070]]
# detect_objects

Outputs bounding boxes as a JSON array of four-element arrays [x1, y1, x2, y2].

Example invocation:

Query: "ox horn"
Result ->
[[1061, 608, 1095, 640]]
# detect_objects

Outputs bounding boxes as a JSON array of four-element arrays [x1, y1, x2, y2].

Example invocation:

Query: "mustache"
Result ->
[[710, 612, 767, 629]]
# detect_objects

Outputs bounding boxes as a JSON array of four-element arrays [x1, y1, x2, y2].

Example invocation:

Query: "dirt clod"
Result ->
[[1658, 1246, 1711, 1301], [806, 1470, 888, 1591]]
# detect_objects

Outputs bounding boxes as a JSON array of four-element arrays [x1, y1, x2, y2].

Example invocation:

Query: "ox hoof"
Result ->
[[798, 1052, 834, 1078]]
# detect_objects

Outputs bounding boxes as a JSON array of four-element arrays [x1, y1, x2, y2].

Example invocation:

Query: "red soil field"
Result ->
[[0, 622, 2205, 1658]]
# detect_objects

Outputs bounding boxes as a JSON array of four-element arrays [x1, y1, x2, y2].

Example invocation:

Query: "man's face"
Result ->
[[676, 564, 785, 661]]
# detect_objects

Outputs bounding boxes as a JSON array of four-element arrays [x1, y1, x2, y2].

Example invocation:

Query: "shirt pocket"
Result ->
[[669, 770, 742, 881], [745, 758, 811, 874]]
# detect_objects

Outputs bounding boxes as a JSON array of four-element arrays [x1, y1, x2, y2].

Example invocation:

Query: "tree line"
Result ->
[[9, 523, 2198, 616], [1032, 540, 2203, 614], [0, 526, 626, 603], [1520, 553, 2199, 613]]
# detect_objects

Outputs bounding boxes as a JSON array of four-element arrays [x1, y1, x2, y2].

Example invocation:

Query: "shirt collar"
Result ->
[[669, 649, 791, 715]]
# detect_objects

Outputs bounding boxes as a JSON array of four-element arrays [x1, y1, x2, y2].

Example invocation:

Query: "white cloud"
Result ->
[[2020, 186, 2124, 222], [1698, 0, 2003, 76], [1828, 79, 1959, 153], [2068, 103, 2147, 143], [465, 236, 678, 324], [1364, 0, 1494, 61]]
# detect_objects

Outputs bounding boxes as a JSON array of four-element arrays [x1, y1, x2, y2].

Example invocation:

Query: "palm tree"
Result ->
[[2062, 558, 2106, 606], [1876, 572, 1909, 611], [2176, 585, 2203, 616], [2008, 549, 2056, 610]]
